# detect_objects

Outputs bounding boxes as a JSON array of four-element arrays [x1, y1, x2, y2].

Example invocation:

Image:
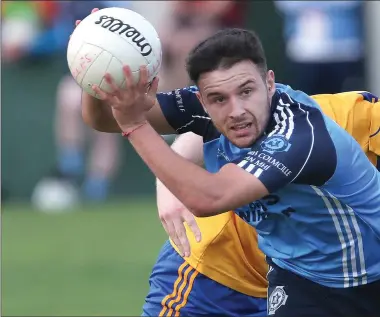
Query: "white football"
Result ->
[[31, 178, 79, 213], [67, 7, 162, 98]]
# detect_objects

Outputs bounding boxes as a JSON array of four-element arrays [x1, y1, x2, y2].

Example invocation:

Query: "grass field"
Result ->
[[2, 199, 167, 316]]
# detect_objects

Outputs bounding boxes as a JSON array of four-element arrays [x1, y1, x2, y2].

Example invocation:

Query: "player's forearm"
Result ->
[[129, 124, 267, 216], [81, 92, 121, 133], [129, 124, 229, 216]]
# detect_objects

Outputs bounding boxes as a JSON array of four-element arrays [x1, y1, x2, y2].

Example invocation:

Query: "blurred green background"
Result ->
[[2, 200, 167, 316]]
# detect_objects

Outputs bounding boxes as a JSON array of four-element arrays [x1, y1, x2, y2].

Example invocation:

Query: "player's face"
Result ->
[[196, 60, 275, 148]]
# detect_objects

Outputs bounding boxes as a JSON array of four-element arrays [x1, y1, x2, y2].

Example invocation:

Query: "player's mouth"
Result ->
[[230, 123, 252, 136]]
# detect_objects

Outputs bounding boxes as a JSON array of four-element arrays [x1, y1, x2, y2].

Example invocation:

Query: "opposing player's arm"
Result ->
[[82, 86, 208, 135], [81, 92, 120, 132], [156, 132, 204, 256], [156, 131, 204, 190], [128, 97, 336, 216], [167, 133, 204, 165]]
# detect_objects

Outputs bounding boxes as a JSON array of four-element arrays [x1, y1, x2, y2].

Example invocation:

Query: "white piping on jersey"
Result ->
[[283, 93, 296, 140], [345, 204, 367, 285], [331, 197, 367, 286], [288, 102, 314, 184], [175, 115, 211, 132], [284, 107, 295, 140], [245, 162, 255, 172], [253, 168, 264, 178], [268, 95, 295, 140], [312, 186, 350, 287], [312, 186, 367, 287], [237, 160, 248, 168], [192, 115, 211, 120], [176, 120, 194, 132], [329, 196, 360, 286], [237, 160, 266, 178]]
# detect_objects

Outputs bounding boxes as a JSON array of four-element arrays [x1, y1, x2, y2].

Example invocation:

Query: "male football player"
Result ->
[[145, 90, 380, 316], [83, 28, 380, 316]]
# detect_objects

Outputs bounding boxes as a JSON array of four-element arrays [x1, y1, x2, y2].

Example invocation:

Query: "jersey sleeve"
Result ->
[[156, 86, 211, 136], [235, 97, 337, 193]]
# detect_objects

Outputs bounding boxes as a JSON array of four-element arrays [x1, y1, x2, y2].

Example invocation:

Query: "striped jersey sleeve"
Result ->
[[236, 93, 337, 193], [157, 86, 213, 137]]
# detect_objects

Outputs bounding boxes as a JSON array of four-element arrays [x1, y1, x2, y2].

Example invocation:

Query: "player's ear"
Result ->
[[196, 91, 202, 103], [266, 70, 275, 97]]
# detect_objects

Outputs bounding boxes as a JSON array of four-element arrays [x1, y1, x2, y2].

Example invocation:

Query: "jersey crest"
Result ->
[[261, 134, 292, 155], [268, 286, 288, 315]]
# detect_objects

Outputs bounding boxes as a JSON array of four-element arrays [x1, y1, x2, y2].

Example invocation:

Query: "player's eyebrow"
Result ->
[[206, 79, 256, 99], [238, 79, 255, 88], [206, 91, 223, 99]]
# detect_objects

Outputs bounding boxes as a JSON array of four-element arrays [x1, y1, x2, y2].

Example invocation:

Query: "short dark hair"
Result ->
[[186, 28, 267, 84]]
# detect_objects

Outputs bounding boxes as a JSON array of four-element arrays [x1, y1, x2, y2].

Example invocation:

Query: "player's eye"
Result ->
[[241, 88, 252, 96], [214, 96, 225, 103]]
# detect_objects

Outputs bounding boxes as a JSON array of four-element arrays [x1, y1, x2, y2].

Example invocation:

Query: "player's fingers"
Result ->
[[104, 73, 122, 98], [137, 66, 149, 92], [148, 77, 159, 98], [173, 219, 191, 257], [183, 212, 201, 242], [162, 219, 184, 256], [92, 85, 119, 105], [122, 65, 134, 91], [91, 8, 99, 13], [92, 84, 108, 100], [160, 220, 171, 239]]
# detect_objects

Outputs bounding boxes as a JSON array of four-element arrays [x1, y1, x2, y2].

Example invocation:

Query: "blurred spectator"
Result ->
[[2, 1, 59, 62], [51, 1, 134, 205], [156, 0, 247, 91], [52, 74, 121, 204], [275, 1, 365, 95], [29, 1, 132, 209], [1, 0, 121, 63]]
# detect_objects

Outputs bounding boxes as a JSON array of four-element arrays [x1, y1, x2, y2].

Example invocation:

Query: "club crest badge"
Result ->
[[268, 286, 288, 315], [261, 135, 291, 155]]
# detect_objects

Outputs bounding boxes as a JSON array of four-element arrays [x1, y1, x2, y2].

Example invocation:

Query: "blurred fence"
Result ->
[[2, 1, 285, 201]]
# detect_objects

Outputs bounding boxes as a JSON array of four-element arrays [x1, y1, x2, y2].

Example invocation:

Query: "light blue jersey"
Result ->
[[158, 84, 380, 288]]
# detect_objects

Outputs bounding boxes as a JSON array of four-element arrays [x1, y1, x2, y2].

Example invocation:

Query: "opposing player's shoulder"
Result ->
[[311, 91, 379, 120]]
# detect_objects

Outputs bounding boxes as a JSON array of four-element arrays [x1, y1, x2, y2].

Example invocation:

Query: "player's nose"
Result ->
[[229, 99, 246, 118]]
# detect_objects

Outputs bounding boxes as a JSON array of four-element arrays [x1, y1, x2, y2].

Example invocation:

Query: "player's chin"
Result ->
[[228, 132, 257, 148]]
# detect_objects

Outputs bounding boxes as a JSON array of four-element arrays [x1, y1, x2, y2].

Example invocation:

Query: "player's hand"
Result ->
[[157, 180, 201, 257], [92, 65, 159, 131]]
